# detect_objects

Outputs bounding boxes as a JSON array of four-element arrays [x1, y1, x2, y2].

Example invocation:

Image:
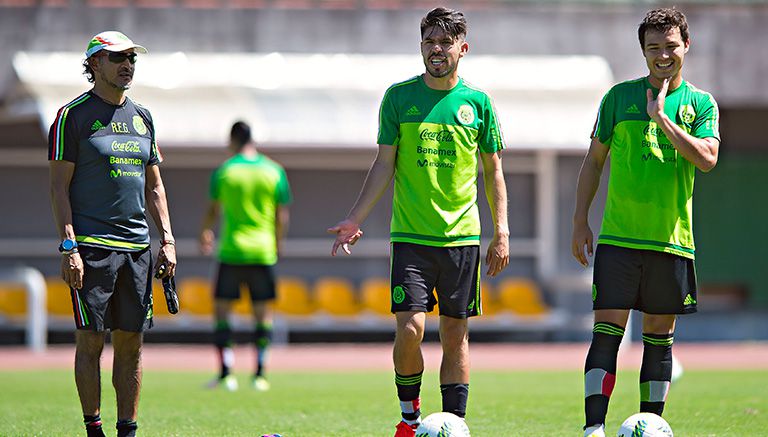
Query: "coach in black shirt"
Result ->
[[48, 31, 176, 437]]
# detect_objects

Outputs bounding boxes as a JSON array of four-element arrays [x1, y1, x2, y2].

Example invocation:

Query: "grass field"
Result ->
[[0, 369, 766, 436]]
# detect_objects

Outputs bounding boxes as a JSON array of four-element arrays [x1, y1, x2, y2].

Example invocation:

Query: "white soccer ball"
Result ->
[[415, 412, 470, 437], [617, 413, 673, 437]]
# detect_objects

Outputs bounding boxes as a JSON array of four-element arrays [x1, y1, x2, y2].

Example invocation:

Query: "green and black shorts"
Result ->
[[390, 242, 481, 318]]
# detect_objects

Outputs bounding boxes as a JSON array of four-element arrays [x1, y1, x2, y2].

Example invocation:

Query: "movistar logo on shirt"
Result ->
[[419, 129, 454, 143], [406, 105, 421, 116], [110, 168, 142, 178], [416, 159, 455, 169], [626, 104, 641, 114], [91, 120, 106, 131]]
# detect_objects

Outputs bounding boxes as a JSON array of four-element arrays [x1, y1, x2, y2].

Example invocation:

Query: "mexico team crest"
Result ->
[[457, 105, 475, 125], [132, 115, 148, 135], [679, 104, 696, 124]]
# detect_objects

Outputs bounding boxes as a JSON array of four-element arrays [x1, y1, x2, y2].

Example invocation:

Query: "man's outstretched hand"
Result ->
[[328, 219, 363, 256]]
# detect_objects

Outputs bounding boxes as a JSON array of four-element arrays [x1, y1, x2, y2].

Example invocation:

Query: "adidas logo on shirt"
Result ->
[[684, 293, 697, 305], [625, 104, 641, 114], [406, 105, 421, 116], [91, 120, 106, 131]]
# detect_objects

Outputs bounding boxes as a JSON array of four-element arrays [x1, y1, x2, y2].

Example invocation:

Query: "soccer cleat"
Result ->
[[394, 420, 418, 437], [206, 374, 239, 391], [253, 376, 271, 391], [584, 424, 605, 437]]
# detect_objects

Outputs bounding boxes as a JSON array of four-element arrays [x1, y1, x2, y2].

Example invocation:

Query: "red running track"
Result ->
[[1, 342, 767, 371]]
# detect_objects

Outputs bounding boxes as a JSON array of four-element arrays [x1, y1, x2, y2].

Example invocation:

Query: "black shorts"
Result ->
[[593, 244, 698, 314], [390, 242, 481, 318], [214, 263, 276, 302], [72, 246, 153, 332]]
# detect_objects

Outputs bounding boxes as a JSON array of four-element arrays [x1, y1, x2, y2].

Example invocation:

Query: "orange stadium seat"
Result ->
[[360, 277, 391, 316], [274, 277, 314, 315], [46, 279, 73, 316], [178, 277, 214, 316], [314, 277, 360, 316], [497, 278, 549, 316], [0, 284, 27, 315]]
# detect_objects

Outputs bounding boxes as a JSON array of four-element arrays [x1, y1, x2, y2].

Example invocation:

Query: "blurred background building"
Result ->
[[0, 0, 766, 346]]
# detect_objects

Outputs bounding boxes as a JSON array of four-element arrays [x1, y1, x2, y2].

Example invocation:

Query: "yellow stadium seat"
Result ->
[[426, 289, 440, 318], [232, 285, 253, 315], [480, 280, 499, 315], [314, 277, 360, 316], [0, 284, 27, 315], [360, 277, 391, 316], [497, 278, 549, 316], [46, 279, 73, 316], [178, 277, 214, 316], [274, 277, 314, 315], [151, 279, 173, 317]]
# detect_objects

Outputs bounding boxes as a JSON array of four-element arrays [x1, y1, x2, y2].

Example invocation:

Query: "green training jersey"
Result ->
[[592, 77, 720, 259], [210, 154, 292, 265], [377, 75, 504, 247]]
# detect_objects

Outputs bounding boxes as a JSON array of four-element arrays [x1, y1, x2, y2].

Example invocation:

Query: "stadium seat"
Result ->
[[178, 277, 214, 316], [0, 284, 27, 315], [46, 279, 73, 316], [274, 277, 314, 315], [232, 285, 252, 315], [314, 277, 360, 316], [152, 279, 172, 317], [480, 280, 499, 315], [360, 277, 391, 316], [497, 278, 550, 316]]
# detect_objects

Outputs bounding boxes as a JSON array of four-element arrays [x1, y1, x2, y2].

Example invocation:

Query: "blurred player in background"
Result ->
[[49, 31, 176, 437], [328, 7, 509, 436], [200, 121, 292, 392], [571, 8, 720, 437]]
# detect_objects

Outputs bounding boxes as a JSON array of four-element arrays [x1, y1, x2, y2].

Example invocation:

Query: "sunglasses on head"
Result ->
[[104, 52, 138, 64]]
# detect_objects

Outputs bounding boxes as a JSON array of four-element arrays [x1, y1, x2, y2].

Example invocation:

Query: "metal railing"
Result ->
[[0, 266, 47, 352]]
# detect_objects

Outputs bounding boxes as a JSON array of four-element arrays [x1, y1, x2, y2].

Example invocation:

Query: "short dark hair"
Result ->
[[420, 7, 467, 40], [638, 8, 689, 48], [230, 120, 253, 148], [82, 58, 96, 83]]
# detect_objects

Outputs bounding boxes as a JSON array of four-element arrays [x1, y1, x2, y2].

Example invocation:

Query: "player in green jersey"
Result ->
[[200, 121, 292, 392], [572, 9, 720, 437], [328, 7, 509, 437]]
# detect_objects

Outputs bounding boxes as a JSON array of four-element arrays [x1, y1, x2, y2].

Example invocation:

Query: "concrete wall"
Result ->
[[1, 3, 768, 105]]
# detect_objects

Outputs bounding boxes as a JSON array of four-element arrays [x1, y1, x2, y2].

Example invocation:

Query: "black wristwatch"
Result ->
[[58, 239, 78, 253]]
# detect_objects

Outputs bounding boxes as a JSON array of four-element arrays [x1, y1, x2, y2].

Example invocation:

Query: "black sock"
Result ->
[[640, 333, 673, 416], [83, 414, 105, 437], [254, 322, 272, 377], [440, 383, 469, 418], [584, 322, 624, 428], [214, 320, 233, 378], [116, 420, 137, 437], [395, 371, 422, 423]]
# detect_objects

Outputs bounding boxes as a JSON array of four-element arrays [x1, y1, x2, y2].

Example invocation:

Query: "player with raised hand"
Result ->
[[572, 8, 720, 437]]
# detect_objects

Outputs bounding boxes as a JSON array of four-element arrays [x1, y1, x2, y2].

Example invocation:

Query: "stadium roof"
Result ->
[[9, 52, 612, 150]]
